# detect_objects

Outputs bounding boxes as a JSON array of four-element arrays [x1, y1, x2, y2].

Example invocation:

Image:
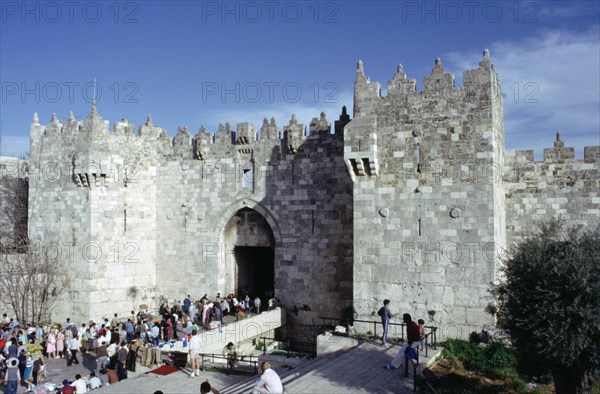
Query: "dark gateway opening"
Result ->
[[234, 246, 274, 303]]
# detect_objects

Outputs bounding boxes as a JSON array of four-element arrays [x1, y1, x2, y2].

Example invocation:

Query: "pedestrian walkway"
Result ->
[[15, 340, 440, 393], [221, 340, 441, 394], [10, 350, 114, 393], [100, 369, 244, 394], [96, 340, 441, 394]]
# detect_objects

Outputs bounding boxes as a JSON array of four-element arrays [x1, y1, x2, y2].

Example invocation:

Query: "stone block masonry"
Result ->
[[7, 50, 597, 339]]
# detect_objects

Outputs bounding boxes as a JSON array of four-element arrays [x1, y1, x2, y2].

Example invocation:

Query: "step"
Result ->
[[222, 345, 361, 393], [220, 355, 328, 394]]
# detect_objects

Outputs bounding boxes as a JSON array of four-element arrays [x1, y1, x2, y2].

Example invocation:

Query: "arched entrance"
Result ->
[[221, 207, 275, 299]]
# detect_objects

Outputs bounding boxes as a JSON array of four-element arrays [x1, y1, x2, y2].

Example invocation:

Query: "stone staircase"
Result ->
[[220, 340, 442, 394], [220, 352, 334, 394]]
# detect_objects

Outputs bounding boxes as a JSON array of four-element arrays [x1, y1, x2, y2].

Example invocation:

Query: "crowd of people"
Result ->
[[2, 297, 427, 393], [0, 292, 280, 393], [158, 293, 279, 337], [0, 311, 146, 393]]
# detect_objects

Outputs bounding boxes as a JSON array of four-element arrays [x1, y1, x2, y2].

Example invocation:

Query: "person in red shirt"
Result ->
[[405, 314, 420, 345], [384, 313, 421, 376], [61, 379, 74, 394]]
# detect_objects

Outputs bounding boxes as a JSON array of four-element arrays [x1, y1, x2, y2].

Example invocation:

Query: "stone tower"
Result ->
[[346, 50, 506, 336], [28, 104, 162, 319]]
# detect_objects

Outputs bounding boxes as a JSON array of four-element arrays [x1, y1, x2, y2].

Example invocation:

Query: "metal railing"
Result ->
[[318, 316, 438, 349], [258, 336, 317, 357], [199, 353, 259, 374]]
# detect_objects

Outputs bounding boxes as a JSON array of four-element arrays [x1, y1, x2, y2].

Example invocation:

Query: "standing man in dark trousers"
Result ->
[[116, 341, 128, 381], [67, 336, 80, 366], [377, 299, 394, 346]]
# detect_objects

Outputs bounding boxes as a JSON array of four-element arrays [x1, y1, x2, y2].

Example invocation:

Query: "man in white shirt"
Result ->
[[88, 372, 101, 389], [220, 299, 230, 316], [254, 297, 262, 314], [188, 329, 202, 377], [67, 337, 80, 366], [252, 362, 283, 394], [151, 323, 160, 345], [70, 374, 87, 393], [97, 333, 107, 348], [189, 302, 197, 323]]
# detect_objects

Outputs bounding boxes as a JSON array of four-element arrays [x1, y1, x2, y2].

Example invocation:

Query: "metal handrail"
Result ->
[[318, 316, 438, 349], [258, 336, 317, 357], [199, 352, 259, 374]]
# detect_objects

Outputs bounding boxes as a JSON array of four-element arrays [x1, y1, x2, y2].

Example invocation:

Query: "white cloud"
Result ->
[[447, 26, 600, 159], [537, 2, 597, 19]]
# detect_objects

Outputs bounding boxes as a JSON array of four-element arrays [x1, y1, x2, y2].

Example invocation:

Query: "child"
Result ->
[[22, 353, 34, 391], [417, 319, 426, 350]]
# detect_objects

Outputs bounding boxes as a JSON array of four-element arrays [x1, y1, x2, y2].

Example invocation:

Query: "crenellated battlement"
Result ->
[[346, 50, 504, 188], [353, 49, 501, 118], [504, 130, 599, 245], [505, 132, 599, 165], [30, 104, 349, 165]]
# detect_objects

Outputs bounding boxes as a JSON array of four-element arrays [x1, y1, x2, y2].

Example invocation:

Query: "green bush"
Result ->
[[480, 342, 517, 373], [441, 339, 517, 373], [441, 339, 480, 362]]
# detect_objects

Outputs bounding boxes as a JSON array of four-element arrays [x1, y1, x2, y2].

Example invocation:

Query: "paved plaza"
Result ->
[[9, 340, 440, 394]]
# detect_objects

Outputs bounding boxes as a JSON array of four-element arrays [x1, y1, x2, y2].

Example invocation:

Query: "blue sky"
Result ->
[[1, 0, 599, 159]]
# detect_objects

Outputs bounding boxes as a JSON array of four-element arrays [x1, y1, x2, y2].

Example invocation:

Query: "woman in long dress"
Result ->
[[56, 330, 65, 358], [166, 315, 173, 340], [46, 330, 56, 359]]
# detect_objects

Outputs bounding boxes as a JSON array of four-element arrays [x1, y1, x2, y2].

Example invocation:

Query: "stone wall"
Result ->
[[346, 51, 505, 338], [152, 115, 354, 329], [505, 133, 600, 245], [27, 107, 160, 320], [26, 104, 354, 327], [15, 52, 600, 340]]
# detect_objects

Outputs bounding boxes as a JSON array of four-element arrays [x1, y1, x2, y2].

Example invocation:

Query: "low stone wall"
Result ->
[[162, 308, 286, 355]]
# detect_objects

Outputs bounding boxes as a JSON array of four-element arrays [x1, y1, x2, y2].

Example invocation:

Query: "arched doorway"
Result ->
[[222, 208, 275, 300]]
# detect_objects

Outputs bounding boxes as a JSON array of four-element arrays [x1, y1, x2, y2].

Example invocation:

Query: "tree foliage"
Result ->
[[492, 218, 600, 393]]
